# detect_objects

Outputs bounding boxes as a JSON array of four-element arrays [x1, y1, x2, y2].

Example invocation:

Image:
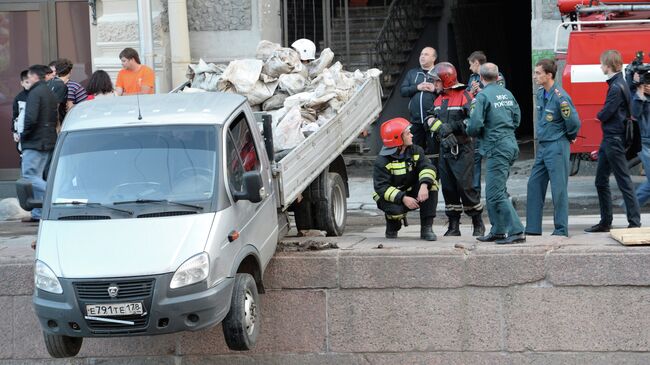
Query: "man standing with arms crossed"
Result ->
[[466, 63, 525, 244], [400, 47, 438, 154], [525, 59, 581, 236]]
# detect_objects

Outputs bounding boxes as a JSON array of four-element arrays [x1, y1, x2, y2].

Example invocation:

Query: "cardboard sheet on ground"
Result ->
[[610, 227, 650, 245]]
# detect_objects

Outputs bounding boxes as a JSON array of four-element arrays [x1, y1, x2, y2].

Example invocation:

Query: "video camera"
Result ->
[[628, 51, 650, 85]]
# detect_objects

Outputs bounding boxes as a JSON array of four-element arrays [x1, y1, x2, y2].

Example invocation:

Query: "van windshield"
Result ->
[[50, 125, 218, 211]]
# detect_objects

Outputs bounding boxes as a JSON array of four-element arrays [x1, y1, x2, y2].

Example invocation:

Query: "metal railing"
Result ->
[[371, 0, 427, 97]]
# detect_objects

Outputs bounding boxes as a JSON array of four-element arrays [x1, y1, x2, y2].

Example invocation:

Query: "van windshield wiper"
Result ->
[[52, 201, 133, 215], [112, 199, 204, 210]]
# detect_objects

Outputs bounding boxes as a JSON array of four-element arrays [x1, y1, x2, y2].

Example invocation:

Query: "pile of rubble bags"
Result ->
[[183, 40, 381, 153]]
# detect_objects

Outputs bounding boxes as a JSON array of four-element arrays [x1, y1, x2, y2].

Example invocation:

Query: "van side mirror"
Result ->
[[233, 171, 264, 203], [16, 178, 43, 211]]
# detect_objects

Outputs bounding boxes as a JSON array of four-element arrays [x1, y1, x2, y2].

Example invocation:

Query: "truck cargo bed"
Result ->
[[273, 76, 382, 209]]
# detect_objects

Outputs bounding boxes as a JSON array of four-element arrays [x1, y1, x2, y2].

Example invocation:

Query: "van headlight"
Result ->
[[170, 252, 209, 289], [34, 260, 63, 294]]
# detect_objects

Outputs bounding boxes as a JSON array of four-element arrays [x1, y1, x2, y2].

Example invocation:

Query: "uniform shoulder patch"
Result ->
[[554, 88, 563, 98], [560, 100, 570, 119]]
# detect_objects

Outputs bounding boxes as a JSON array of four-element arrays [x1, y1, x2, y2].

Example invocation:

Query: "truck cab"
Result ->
[[25, 92, 276, 357]]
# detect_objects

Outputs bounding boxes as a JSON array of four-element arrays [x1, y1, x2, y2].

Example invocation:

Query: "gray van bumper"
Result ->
[[33, 274, 234, 337]]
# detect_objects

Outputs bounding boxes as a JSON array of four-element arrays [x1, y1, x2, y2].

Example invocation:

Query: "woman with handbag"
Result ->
[[585, 50, 641, 232]]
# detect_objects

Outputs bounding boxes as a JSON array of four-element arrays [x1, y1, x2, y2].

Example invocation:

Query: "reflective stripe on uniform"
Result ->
[[372, 192, 379, 201], [419, 168, 436, 181], [386, 213, 406, 220], [464, 203, 483, 212], [445, 204, 463, 211], [413, 154, 420, 161], [386, 161, 407, 176], [384, 186, 400, 202]]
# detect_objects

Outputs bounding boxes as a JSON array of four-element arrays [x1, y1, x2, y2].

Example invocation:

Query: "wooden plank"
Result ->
[[610, 228, 650, 246]]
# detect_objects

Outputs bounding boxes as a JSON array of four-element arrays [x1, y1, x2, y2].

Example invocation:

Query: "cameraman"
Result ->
[[633, 72, 650, 206]]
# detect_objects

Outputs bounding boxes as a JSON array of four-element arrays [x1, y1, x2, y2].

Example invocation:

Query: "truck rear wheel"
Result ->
[[313, 172, 347, 236], [43, 332, 82, 358], [222, 273, 260, 351]]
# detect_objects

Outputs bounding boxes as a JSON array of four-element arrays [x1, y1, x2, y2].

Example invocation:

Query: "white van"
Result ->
[[19, 77, 381, 358]]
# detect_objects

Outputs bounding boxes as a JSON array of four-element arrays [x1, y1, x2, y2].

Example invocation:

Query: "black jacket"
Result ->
[[373, 144, 437, 204], [597, 72, 629, 136], [400, 67, 437, 123], [22, 80, 58, 151]]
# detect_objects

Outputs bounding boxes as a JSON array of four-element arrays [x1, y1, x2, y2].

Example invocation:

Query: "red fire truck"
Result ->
[[554, 0, 650, 174]]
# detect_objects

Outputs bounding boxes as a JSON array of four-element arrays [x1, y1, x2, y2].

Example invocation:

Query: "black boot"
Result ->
[[444, 217, 461, 236], [385, 217, 402, 239], [471, 215, 485, 236], [420, 217, 437, 241]]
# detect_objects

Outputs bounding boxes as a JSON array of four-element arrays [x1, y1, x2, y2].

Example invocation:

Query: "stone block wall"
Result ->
[[2, 234, 650, 363]]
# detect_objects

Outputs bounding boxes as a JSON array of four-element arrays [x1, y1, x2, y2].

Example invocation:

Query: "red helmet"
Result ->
[[381, 118, 411, 148], [435, 62, 458, 89]]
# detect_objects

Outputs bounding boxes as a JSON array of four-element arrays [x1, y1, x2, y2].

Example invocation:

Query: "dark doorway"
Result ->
[[450, 0, 534, 138], [0, 0, 91, 178]]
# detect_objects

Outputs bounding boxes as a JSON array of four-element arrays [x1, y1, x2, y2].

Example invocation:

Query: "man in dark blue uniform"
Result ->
[[400, 47, 438, 154], [525, 59, 581, 237]]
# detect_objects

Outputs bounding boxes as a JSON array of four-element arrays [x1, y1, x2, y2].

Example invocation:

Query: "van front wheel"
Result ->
[[43, 332, 82, 358], [222, 273, 260, 351]]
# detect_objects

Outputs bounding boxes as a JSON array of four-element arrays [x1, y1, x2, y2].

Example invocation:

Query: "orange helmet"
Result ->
[[380, 118, 411, 148], [435, 62, 459, 89]]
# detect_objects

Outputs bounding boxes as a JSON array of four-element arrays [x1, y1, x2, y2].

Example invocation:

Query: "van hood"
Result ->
[[37, 213, 215, 278]]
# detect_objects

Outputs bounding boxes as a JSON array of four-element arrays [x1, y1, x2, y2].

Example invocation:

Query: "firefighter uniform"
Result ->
[[373, 144, 438, 237], [466, 82, 525, 242], [526, 85, 581, 236], [430, 88, 483, 232]]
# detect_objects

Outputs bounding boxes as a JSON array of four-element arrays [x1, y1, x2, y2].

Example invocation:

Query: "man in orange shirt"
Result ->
[[115, 48, 155, 95]]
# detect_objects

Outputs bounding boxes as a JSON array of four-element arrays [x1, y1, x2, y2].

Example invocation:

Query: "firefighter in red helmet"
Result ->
[[373, 117, 439, 240], [427, 62, 485, 237]]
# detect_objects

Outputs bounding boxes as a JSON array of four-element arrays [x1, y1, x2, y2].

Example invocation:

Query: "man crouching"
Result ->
[[373, 118, 439, 240]]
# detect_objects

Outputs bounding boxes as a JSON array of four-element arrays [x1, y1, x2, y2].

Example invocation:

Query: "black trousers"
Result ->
[[439, 141, 482, 219], [595, 135, 641, 227], [377, 188, 438, 227]]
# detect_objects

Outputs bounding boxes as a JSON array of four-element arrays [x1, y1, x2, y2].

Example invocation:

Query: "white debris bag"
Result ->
[[256, 40, 281, 61], [278, 73, 308, 95], [187, 59, 227, 91], [273, 106, 305, 152], [262, 48, 302, 78], [307, 48, 334, 79], [262, 92, 288, 111], [220, 59, 263, 94], [246, 80, 279, 106]]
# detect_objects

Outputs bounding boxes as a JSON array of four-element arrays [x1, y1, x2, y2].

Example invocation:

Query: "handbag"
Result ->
[[618, 83, 642, 159]]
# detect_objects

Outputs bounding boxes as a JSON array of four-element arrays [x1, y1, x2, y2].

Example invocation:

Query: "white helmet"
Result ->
[[291, 38, 316, 61]]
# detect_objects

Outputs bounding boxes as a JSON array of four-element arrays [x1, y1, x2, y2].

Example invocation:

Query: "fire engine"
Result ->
[[554, 0, 650, 174]]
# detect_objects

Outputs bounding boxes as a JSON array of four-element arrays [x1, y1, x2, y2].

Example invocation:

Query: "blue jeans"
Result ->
[[636, 142, 650, 206], [21, 149, 51, 219]]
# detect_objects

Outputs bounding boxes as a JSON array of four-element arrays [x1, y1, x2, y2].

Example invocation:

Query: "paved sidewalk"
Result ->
[[348, 175, 650, 214]]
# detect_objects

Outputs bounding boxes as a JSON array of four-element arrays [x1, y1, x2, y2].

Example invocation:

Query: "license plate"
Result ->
[[86, 302, 144, 316]]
